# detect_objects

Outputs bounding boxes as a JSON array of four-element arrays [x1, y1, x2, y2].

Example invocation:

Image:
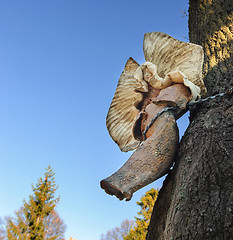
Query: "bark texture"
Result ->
[[147, 0, 233, 239]]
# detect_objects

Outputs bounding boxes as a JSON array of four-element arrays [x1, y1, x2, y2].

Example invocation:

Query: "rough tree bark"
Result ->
[[147, 0, 233, 239]]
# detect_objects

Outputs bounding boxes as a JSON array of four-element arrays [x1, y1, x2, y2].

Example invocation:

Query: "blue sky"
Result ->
[[0, 1, 189, 239]]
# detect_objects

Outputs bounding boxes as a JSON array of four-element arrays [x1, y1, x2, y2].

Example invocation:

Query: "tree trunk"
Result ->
[[147, 0, 233, 239]]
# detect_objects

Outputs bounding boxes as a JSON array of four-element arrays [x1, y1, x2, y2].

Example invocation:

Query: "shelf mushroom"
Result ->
[[101, 32, 206, 201]]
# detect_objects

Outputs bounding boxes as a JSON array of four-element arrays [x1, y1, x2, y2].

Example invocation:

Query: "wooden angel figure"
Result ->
[[101, 32, 207, 201]]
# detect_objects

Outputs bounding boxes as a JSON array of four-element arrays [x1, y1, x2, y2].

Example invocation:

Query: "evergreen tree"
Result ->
[[124, 189, 158, 240], [6, 166, 65, 240]]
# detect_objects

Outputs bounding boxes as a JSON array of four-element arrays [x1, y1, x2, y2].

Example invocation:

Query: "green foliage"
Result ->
[[124, 188, 158, 240], [5, 166, 65, 240]]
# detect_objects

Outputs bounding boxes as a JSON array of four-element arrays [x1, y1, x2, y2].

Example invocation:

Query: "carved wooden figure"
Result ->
[[101, 32, 206, 201]]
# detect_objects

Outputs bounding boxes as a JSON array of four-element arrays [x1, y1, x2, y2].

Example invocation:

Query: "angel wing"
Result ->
[[143, 32, 207, 97], [106, 57, 148, 152]]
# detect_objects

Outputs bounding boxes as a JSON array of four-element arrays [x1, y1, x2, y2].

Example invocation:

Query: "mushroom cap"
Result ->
[[106, 57, 146, 152], [143, 32, 207, 96], [134, 62, 164, 86], [106, 32, 207, 153]]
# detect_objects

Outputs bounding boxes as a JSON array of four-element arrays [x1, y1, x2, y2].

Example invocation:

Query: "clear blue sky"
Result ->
[[0, 1, 189, 239]]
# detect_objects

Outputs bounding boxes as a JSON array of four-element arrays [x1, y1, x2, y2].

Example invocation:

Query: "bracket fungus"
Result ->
[[101, 32, 206, 201]]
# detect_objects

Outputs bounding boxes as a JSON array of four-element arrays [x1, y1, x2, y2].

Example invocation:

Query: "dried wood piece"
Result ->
[[101, 112, 179, 201]]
